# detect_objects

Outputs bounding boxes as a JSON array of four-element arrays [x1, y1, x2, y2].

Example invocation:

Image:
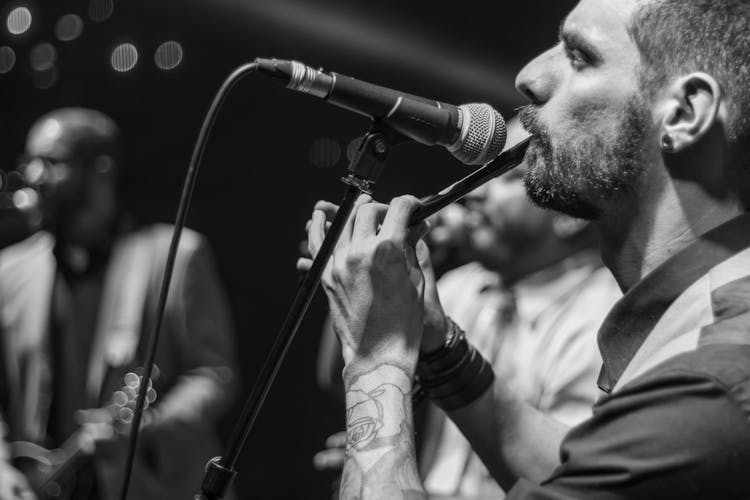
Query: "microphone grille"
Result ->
[[449, 103, 507, 166]]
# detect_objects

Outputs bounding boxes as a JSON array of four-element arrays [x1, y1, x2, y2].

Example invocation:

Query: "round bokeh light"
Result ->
[[0, 46, 16, 73], [29, 42, 56, 71], [154, 41, 183, 70], [55, 14, 83, 42], [32, 66, 58, 89], [111, 43, 138, 72], [88, 0, 114, 22], [308, 137, 342, 169], [7, 7, 32, 35]]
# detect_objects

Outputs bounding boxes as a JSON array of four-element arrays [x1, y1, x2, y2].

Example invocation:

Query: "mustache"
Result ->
[[517, 104, 554, 152], [518, 104, 543, 137]]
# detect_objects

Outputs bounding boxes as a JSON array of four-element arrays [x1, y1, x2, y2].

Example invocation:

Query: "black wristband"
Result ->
[[415, 317, 495, 411]]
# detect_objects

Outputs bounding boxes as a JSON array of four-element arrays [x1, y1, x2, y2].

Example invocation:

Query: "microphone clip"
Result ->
[[342, 123, 406, 195]]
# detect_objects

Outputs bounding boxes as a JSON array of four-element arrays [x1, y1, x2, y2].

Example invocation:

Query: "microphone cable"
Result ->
[[118, 62, 259, 500]]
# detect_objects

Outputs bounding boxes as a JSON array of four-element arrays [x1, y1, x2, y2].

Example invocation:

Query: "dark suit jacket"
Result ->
[[0, 225, 238, 500]]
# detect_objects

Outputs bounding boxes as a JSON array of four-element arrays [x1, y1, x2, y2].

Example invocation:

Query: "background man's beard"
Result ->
[[519, 100, 650, 220]]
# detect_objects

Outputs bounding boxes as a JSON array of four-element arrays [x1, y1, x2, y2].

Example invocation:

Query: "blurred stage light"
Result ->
[[0, 46, 16, 73], [12, 188, 39, 211], [308, 138, 342, 169], [6, 6, 32, 35], [55, 14, 83, 41], [88, 0, 114, 23], [29, 42, 56, 71], [32, 66, 58, 89], [154, 41, 183, 70], [111, 43, 138, 72]]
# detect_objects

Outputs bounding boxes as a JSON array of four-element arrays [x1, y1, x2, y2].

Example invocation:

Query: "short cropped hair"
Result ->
[[630, 0, 750, 205]]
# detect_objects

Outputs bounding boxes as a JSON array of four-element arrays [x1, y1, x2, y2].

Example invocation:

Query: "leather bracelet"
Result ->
[[417, 318, 467, 375], [429, 357, 494, 411], [415, 317, 495, 412]]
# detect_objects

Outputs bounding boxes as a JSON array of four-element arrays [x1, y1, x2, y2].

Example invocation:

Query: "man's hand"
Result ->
[[0, 461, 36, 500], [299, 197, 451, 362], [304, 195, 427, 373], [415, 239, 450, 354], [312, 430, 347, 472]]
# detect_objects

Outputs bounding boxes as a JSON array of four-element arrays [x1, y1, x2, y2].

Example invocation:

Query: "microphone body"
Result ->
[[255, 58, 506, 165]]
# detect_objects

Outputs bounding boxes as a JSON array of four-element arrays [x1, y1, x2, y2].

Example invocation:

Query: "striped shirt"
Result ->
[[508, 213, 750, 499]]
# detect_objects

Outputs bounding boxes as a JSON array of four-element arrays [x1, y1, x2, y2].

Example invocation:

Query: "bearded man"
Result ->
[[301, 0, 750, 498]]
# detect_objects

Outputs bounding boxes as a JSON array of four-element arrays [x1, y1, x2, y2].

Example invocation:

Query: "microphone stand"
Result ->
[[195, 124, 402, 500], [194, 126, 531, 499]]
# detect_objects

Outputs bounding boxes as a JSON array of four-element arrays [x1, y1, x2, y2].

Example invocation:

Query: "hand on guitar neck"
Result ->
[[9, 369, 159, 500]]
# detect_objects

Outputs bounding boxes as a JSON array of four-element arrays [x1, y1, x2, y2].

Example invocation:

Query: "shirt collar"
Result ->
[[597, 212, 750, 393]]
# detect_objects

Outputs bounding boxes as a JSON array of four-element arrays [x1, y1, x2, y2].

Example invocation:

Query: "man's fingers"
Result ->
[[337, 194, 372, 249], [415, 240, 434, 277], [314, 200, 341, 220], [307, 209, 328, 258], [75, 407, 112, 424], [406, 220, 431, 251], [352, 202, 388, 241], [297, 257, 313, 272], [379, 195, 422, 243], [325, 430, 348, 448], [312, 448, 346, 471]]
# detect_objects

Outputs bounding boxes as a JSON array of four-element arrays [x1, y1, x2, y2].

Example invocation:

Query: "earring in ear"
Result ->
[[661, 134, 675, 152]]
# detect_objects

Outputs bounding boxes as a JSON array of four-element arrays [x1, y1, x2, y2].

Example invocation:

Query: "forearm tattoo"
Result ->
[[339, 364, 426, 500]]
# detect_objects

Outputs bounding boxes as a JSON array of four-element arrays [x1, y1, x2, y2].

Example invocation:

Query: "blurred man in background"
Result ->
[[0, 108, 237, 500], [418, 164, 620, 499]]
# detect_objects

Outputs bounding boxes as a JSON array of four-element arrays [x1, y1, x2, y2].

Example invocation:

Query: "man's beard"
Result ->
[[518, 98, 650, 220]]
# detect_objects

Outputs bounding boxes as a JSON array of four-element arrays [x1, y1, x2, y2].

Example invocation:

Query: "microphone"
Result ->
[[255, 58, 507, 165]]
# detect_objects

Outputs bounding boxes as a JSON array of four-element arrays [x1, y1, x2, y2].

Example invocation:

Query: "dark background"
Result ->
[[0, 1, 575, 497]]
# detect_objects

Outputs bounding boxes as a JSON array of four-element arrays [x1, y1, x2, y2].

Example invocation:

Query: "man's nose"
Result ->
[[515, 47, 558, 105]]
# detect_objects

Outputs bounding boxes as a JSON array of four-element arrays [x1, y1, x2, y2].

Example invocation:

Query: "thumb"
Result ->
[[416, 240, 437, 287]]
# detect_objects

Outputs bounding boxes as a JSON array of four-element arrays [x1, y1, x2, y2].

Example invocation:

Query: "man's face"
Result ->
[[515, 0, 654, 220], [24, 118, 118, 246], [461, 167, 554, 272]]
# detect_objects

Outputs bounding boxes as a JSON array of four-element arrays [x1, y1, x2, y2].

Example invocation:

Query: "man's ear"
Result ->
[[661, 72, 722, 152]]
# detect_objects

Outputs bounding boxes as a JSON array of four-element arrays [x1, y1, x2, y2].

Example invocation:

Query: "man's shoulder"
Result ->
[[545, 343, 750, 498], [599, 343, 750, 430], [635, 343, 750, 403], [130, 224, 206, 257]]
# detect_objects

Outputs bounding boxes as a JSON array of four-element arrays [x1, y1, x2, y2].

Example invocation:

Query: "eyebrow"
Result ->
[[558, 17, 603, 61]]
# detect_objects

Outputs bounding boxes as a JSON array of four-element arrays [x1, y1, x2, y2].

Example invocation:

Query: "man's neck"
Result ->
[[598, 181, 744, 292], [498, 235, 595, 288]]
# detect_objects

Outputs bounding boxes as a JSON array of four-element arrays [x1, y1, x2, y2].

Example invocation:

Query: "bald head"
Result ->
[[26, 107, 121, 171], [24, 108, 123, 247]]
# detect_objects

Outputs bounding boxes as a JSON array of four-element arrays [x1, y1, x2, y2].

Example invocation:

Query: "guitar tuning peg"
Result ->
[[124, 372, 140, 389], [122, 385, 137, 402], [113, 390, 128, 407], [146, 387, 157, 404], [118, 407, 134, 424]]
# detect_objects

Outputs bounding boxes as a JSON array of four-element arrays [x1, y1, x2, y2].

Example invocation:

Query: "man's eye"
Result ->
[[565, 47, 589, 69]]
